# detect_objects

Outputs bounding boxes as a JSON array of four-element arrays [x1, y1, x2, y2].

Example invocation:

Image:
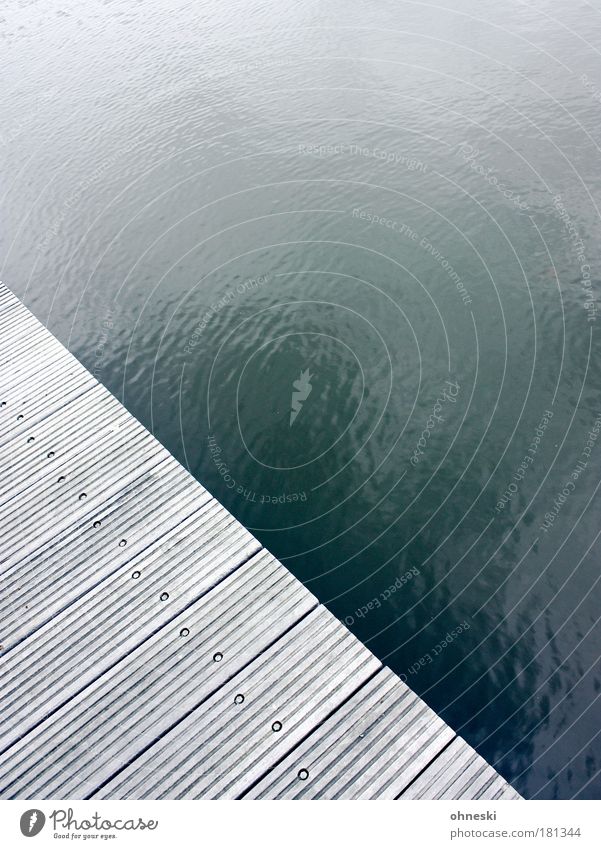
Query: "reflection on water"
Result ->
[[2, 0, 601, 799]]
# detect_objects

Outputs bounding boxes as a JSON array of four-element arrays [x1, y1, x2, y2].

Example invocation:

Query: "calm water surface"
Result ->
[[2, 0, 601, 799]]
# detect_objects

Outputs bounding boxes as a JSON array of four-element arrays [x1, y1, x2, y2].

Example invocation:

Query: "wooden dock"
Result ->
[[0, 282, 521, 800]]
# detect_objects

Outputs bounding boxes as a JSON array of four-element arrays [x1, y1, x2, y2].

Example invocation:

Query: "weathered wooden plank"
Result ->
[[0, 497, 261, 751], [0, 302, 53, 347], [0, 385, 137, 502], [0, 303, 73, 375], [94, 606, 381, 800], [0, 451, 200, 643], [399, 736, 521, 799], [0, 420, 167, 562], [0, 551, 318, 799], [0, 344, 96, 445], [245, 668, 455, 799]]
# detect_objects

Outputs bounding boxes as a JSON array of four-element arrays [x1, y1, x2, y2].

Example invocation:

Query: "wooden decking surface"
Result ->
[[0, 283, 521, 800]]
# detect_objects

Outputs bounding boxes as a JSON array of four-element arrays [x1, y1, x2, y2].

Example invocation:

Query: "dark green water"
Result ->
[[2, 0, 601, 799]]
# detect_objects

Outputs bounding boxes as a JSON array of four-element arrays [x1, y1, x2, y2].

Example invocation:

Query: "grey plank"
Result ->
[[0, 343, 96, 445], [0, 309, 68, 369], [0, 413, 168, 565], [245, 668, 455, 799], [0, 337, 88, 397], [0, 341, 93, 400], [0, 285, 16, 307], [0, 455, 213, 649], [95, 607, 382, 800], [0, 286, 100, 445], [0, 550, 318, 799], [0, 496, 261, 751], [0, 296, 49, 339], [399, 736, 522, 800], [0, 384, 137, 505]]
